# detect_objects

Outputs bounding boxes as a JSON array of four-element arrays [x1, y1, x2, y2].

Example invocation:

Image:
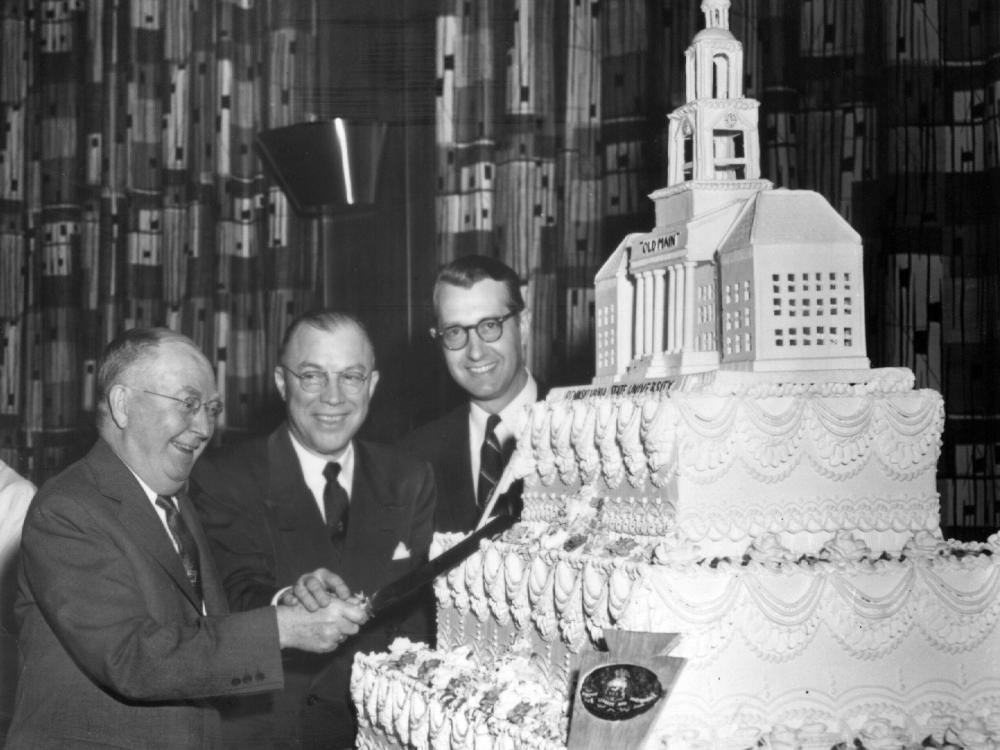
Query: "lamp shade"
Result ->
[[255, 119, 388, 215]]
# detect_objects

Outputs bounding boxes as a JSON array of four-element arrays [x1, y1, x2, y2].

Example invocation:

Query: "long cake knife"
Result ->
[[363, 512, 517, 617]]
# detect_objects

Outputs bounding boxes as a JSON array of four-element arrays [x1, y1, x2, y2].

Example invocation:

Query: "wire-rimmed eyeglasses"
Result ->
[[430, 311, 517, 351], [141, 389, 224, 420], [280, 366, 372, 395]]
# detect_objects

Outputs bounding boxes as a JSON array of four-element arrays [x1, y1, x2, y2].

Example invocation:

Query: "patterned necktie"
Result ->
[[155, 495, 203, 603], [477, 413, 504, 509], [323, 461, 350, 539]]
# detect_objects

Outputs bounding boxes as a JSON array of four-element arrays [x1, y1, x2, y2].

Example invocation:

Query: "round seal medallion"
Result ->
[[579, 663, 663, 721]]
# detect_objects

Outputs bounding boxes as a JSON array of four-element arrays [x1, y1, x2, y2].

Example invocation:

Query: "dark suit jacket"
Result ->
[[397, 404, 476, 533], [5, 439, 284, 750], [399, 388, 544, 533], [189, 426, 435, 746]]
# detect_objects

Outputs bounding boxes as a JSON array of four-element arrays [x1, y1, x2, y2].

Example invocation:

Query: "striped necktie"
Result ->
[[155, 495, 203, 603], [477, 413, 504, 509]]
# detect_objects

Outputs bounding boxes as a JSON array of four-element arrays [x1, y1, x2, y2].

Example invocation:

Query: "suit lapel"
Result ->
[[452, 405, 476, 499], [89, 440, 203, 612], [445, 405, 477, 530], [265, 427, 339, 581], [266, 428, 325, 529]]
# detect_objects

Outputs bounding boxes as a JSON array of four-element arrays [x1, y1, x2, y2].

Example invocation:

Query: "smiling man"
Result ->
[[190, 311, 435, 750], [6, 327, 367, 750], [399, 255, 540, 532]]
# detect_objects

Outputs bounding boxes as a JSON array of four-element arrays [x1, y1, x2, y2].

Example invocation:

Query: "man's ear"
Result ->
[[367, 370, 380, 398], [274, 365, 288, 401], [106, 384, 130, 429]]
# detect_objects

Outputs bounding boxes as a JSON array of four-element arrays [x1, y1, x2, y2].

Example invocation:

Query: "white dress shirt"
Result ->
[[467, 371, 538, 488], [288, 432, 355, 522]]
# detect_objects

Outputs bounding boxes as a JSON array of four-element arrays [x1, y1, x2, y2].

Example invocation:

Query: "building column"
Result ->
[[633, 273, 645, 356], [666, 266, 677, 352], [652, 268, 666, 354], [643, 271, 655, 357]]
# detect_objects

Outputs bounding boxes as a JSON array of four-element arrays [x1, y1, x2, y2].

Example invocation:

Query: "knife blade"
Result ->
[[364, 513, 517, 617]]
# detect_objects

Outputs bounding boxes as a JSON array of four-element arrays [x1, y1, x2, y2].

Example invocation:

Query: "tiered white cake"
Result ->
[[353, 2, 1000, 748]]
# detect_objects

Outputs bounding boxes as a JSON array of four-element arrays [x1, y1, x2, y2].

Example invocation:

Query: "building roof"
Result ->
[[718, 189, 860, 253]]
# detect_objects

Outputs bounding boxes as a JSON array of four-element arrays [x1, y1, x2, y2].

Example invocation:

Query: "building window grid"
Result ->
[[770, 271, 856, 348]]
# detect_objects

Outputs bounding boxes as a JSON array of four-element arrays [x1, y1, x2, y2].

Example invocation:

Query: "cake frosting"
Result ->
[[353, 1, 1000, 747], [510, 368, 943, 558]]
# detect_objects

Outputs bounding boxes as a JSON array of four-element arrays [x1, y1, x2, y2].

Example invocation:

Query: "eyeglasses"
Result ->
[[430, 311, 518, 351], [141, 390, 224, 420], [280, 366, 372, 395]]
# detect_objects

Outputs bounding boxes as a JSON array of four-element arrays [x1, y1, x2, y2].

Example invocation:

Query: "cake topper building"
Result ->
[[594, 0, 870, 384]]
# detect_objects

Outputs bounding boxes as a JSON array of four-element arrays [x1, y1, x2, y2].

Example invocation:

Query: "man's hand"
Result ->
[[278, 568, 352, 611], [275, 596, 369, 653]]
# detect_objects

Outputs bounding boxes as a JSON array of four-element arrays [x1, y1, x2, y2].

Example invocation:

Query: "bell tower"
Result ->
[[666, 0, 761, 186]]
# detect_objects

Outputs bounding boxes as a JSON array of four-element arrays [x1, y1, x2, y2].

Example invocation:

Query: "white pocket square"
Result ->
[[391, 542, 411, 560]]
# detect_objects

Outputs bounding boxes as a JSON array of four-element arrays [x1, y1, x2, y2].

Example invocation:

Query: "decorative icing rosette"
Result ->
[[745, 532, 796, 568], [940, 716, 998, 750], [752, 725, 798, 750], [855, 717, 914, 750], [987, 531, 1000, 552], [901, 529, 945, 559], [794, 721, 842, 750], [818, 530, 871, 566]]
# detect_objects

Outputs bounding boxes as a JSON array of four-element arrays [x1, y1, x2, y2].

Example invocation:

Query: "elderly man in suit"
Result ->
[[190, 310, 436, 750], [5, 327, 367, 750], [400, 255, 540, 532]]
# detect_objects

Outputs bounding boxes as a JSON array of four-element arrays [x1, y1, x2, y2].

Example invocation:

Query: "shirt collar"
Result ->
[[469, 371, 538, 444], [126, 468, 160, 503], [287, 430, 355, 499]]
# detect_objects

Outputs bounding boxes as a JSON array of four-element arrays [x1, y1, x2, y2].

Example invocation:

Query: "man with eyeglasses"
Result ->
[[399, 254, 540, 532], [6, 327, 368, 750], [189, 311, 435, 750]]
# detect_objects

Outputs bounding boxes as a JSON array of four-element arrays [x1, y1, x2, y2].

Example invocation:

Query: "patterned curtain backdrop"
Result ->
[[433, 0, 1000, 535], [1, 0, 999, 533], [0, 0, 322, 484]]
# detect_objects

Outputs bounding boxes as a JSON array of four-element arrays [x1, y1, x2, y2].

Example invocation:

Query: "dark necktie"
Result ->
[[155, 495, 203, 603], [477, 413, 504, 509], [323, 461, 350, 539]]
